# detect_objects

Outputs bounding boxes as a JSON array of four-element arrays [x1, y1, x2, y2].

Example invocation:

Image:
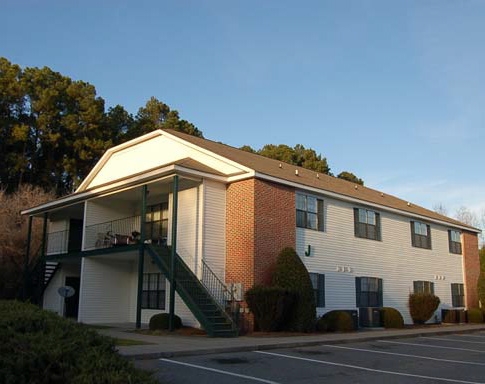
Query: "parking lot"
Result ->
[[136, 332, 485, 383]]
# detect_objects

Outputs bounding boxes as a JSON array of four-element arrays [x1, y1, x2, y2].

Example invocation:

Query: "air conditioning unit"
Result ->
[[442, 309, 467, 323], [359, 307, 382, 327]]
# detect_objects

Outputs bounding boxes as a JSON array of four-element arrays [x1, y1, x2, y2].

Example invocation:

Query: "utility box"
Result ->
[[442, 309, 467, 323], [359, 307, 382, 327]]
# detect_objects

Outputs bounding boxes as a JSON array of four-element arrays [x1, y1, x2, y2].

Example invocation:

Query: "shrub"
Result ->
[[149, 313, 182, 330], [380, 307, 404, 328], [245, 286, 295, 332], [272, 247, 316, 332], [467, 308, 484, 323], [0, 300, 157, 384], [316, 311, 354, 332], [408, 293, 440, 324]]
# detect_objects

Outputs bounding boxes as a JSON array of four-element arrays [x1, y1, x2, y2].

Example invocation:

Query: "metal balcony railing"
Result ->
[[46, 230, 69, 255], [84, 216, 141, 251]]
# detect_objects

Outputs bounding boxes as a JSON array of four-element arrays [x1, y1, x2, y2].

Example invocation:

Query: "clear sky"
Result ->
[[1, 0, 484, 224]]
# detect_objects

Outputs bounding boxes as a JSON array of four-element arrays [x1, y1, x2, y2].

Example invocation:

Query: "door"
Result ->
[[64, 276, 80, 319], [68, 219, 83, 252]]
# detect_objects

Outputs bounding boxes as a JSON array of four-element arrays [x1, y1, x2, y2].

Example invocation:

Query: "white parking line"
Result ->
[[159, 358, 281, 384], [378, 340, 485, 353], [255, 351, 485, 384], [318, 344, 485, 366], [458, 334, 485, 339], [421, 336, 485, 345]]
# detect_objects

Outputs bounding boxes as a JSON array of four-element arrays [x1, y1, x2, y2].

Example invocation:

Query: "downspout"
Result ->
[[136, 185, 147, 329], [169, 175, 179, 332], [23, 215, 33, 301]]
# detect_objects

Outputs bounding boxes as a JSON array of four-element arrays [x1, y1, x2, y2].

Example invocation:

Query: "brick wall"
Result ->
[[462, 231, 480, 308], [254, 179, 296, 285], [225, 178, 296, 332]]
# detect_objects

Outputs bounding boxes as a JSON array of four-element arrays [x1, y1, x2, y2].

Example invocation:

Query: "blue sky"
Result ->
[[1, 0, 484, 224]]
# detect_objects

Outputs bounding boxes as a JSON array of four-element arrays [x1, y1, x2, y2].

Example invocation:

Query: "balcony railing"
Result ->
[[46, 230, 69, 255], [84, 216, 141, 251]]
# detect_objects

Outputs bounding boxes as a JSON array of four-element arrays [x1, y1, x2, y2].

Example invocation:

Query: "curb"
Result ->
[[122, 325, 485, 360]]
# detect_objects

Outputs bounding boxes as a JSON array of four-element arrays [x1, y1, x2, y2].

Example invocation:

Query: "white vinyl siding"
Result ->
[[297, 196, 464, 324], [43, 263, 81, 316], [46, 219, 69, 255], [78, 256, 135, 324], [202, 180, 226, 280], [88, 134, 247, 189]]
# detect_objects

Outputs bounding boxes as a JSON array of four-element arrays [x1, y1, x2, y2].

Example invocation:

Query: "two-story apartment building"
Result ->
[[22, 129, 481, 334]]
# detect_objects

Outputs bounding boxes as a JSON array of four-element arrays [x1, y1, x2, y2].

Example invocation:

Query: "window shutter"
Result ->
[[427, 225, 432, 249], [318, 274, 325, 307], [355, 277, 361, 307], [377, 278, 383, 307], [410, 221, 416, 247], [448, 230, 452, 253], [354, 208, 359, 237], [317, 200, 325, 231], [376, 213, 381, 241]]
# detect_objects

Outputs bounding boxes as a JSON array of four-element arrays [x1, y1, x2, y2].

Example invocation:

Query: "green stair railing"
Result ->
[[146, 244, 238, 337]]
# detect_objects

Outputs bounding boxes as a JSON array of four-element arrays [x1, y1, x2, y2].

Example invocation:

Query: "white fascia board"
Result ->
[[76, 131, 165, 192], [161, 130, 255, 175], [254, 172, 481, 234]]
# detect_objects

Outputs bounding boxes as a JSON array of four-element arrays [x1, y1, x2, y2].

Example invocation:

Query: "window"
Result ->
[[451, 283, 465, 307], [355, 277, 383, 307], [309, 273, 325, 307], [448, 230, 462, 254], [413, 280, 434, 294], [411, 221, 432, 249], [142, 273, 166, 309], [354, 208, 381, 240], [296, 194, 324, 231], [145, 203, 168, 244]]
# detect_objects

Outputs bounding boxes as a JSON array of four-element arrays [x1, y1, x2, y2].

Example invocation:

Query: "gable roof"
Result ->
[[164, 129, 479, 232]]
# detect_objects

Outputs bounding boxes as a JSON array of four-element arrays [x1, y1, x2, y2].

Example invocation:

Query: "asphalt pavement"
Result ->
[[97, 323, 485, 360]]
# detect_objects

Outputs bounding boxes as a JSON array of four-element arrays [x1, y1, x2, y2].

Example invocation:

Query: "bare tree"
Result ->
[[433, 203, 448, 216], [0, 185, 55, 299], [455, 206, 479, 227]]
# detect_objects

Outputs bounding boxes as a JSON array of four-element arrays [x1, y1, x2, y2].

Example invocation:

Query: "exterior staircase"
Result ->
[[146, 244, 238, 337]]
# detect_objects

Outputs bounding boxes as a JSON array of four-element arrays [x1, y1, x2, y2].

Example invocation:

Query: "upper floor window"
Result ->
[[413, 280, 434, 295], [309, 273, 325, 307], [411, 221, 431, 249], [354, 208, 381, 241], [145, 203, 168, 244], [451, 283, 465, 307], [448, 230, 462, 254], [355, 276, 383, 307], [296, 194, 324, 231]]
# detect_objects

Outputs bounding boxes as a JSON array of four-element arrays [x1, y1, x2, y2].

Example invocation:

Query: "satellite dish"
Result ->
[[58, 286, 75, 298]]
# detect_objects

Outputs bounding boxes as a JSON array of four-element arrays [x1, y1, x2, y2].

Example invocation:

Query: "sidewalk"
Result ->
[[97, 323, 485, 360]]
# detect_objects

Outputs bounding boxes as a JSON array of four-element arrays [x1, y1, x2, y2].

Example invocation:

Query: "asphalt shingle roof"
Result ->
[[165, 129, 478, 232]]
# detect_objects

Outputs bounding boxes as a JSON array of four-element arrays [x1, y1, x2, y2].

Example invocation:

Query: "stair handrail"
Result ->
[[201, 259, 239, 326]]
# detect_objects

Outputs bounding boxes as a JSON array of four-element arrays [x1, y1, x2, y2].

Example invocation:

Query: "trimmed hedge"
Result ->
[[0, 300, 158, 384], [380, 307, 404, 328], [408, 293, 440, 324], [245, 286, 295, 332], [149, 313, 182, 330], [467, 308, 484, 323], [272, 247, 316, 332], [316, 311, 354, 332]]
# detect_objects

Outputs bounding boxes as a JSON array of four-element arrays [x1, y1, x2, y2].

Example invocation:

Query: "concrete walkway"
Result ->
[[97, 323, 485, 360]]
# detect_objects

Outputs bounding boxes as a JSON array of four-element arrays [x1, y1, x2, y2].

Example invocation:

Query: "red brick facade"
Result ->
[[225, 178, 296, 331], [462, 231, 480, 308]]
